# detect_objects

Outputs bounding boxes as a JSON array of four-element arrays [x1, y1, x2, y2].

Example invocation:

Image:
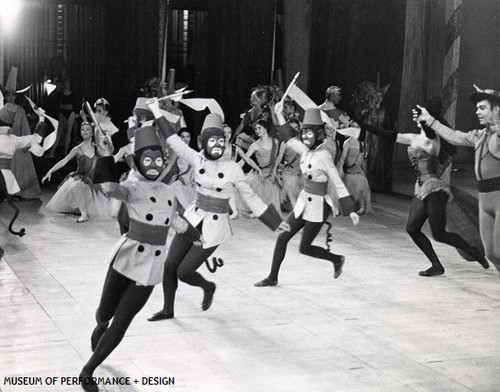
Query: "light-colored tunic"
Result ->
[[168, 134, 269, 248], [101, 170, 176, 286], [288, 139, 352, 222]]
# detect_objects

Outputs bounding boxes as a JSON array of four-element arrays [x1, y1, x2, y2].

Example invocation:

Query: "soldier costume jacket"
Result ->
[[167, 134, 281, 248], [288, 139, 355, 222], [94, 157, 199, 286]]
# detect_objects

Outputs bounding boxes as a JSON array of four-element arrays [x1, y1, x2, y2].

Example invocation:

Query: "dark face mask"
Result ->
[[301, 128, 324, 149], [136, 148, 164, 180], [204, 136, 226, 160]]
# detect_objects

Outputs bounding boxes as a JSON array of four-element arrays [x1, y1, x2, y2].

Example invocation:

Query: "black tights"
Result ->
[[406, 191, 475, 267], [82, 266, 154, 375], [268, 208, 341, 281], [161, 233, 218, 314]]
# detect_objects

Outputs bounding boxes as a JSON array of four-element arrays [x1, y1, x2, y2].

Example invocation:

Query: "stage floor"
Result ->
[[0, 190, 499, 392]]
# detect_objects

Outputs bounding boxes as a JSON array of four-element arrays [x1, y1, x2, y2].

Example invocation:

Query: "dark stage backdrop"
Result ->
[[2, 0, 159, 134], [2, 0, 278, 136], [308, 0, 406, 119]]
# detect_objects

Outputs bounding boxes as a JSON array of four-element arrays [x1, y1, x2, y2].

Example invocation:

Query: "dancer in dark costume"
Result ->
[[413, 87, 500, 273], [360, 98, 489, 276]]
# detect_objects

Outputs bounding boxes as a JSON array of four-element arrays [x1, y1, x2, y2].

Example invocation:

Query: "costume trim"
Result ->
[[258, 204, 281, 231], [478, 176, 500, 193], [196, 192, 230, 213], [304, 178, 328, 196], [127, 218, 169, 245], [339, 195, 356, 215], [0, 158, 11, 169]]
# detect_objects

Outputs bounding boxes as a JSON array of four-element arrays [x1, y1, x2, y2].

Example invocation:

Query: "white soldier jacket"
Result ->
[[155, 117, 283, 248], [94, 157, 200, 286], [288, 139, 355, 222]]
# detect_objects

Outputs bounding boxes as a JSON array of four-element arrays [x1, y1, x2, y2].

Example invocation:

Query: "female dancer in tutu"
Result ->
[[42, 122, 110, 222]]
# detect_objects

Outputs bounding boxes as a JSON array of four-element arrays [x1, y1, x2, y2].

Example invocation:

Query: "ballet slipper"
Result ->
[[77, 212, 89, 223], [468, 247, 489, 269], [202, 283, 216, 311], [79, 369, 98, 392], [254, 277, 278, 287], [418, 265, 445, 277], [147, 310, 174, 322], [333, 255, 345, 279]]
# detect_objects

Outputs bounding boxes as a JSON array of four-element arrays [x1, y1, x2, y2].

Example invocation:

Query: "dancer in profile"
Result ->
[[360, 97, 489, 276], [255, 109, 360, 287], [78, 127, 200, 392], [145, 98, 289, 321], [413, 88, 499, 273]]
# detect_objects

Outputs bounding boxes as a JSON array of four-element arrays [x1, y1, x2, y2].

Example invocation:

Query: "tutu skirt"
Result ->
[[45, 174, 111, 219]]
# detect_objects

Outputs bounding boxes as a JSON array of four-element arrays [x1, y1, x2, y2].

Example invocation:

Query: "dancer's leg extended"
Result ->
[[80, 274, 153, 391], [426, 191, 488, 269], [91, 266, 129, 351], [176, 242, 218, 311], [255, 212, 305, 286], [150, 234, 218, 320], [152, 233, 193, 319]]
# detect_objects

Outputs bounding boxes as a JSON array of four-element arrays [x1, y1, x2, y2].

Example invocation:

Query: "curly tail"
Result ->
[[0, 173, 26, 237], [324, 220, 333, 252], [205, 256, 224, 273]]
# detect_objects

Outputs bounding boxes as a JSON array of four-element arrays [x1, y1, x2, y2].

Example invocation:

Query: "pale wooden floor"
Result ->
[[0, 190, 499, 392]]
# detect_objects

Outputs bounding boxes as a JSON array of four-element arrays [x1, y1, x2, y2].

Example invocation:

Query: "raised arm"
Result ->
[[41, 147, 79, 183], [413, 105, 478, 147], [93, 139, 133, 202], [147, 98, 201, 167]]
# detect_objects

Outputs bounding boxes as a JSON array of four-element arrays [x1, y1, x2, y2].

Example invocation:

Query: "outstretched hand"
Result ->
[[349, 212, 360, 226], [96, 136, 114, 157], [41, 173, 51, 184], [193, 236, 205, 247], [412, 105, 432, 123], [278, 221, 291, 233], [274, 100, 284, 115], [145, 97, 160, 111]]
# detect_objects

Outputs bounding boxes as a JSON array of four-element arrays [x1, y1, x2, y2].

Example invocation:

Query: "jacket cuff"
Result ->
[[93, 156, 120, 184], [258, 204, 282, 231], [339, 195, 356, 216], [155, 116, 177, 140], [34, 121, 48, 138]]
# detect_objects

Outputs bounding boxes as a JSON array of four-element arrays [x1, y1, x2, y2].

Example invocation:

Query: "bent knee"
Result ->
[[406, 225, 419, 237], [299, 243, 313, 255]]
